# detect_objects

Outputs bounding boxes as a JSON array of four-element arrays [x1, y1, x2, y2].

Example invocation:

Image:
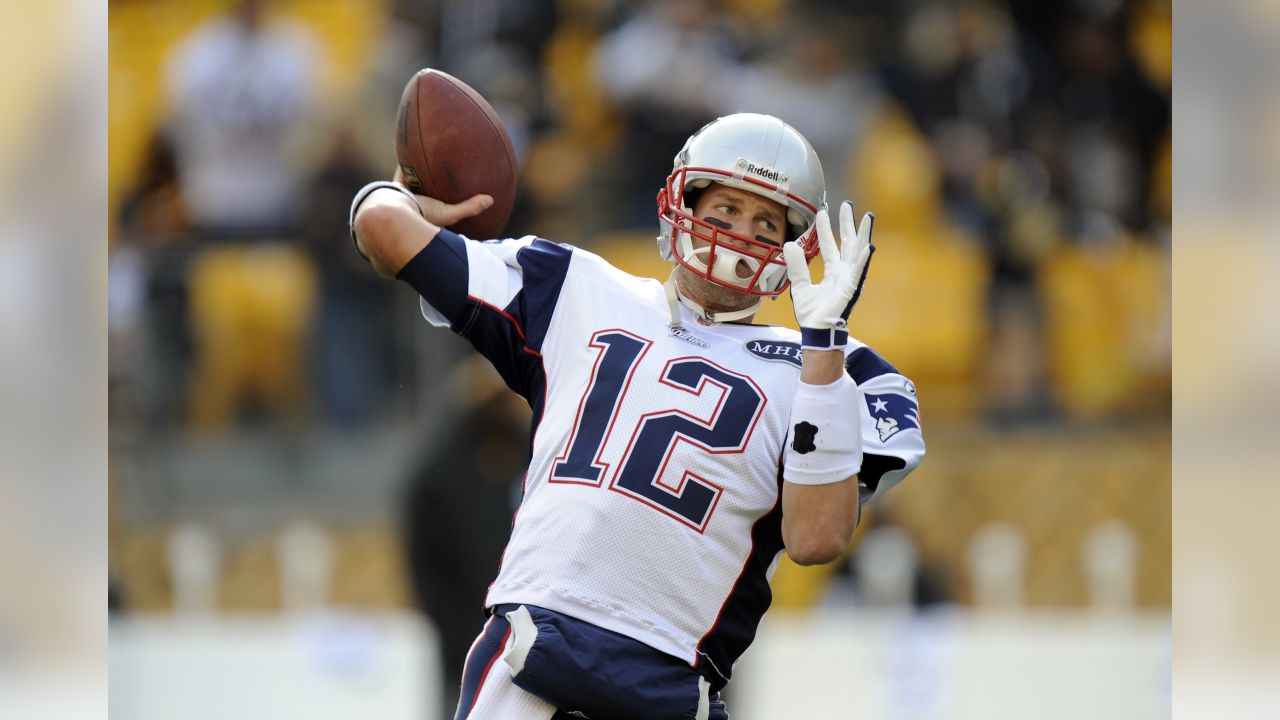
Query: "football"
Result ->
[[394, 69, 517, 240]]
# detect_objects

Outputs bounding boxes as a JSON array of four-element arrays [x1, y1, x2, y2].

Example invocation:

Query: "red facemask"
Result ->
[[657, 166, 820, 296]]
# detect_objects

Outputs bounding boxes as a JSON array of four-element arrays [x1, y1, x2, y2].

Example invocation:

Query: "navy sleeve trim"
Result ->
[[858, 453, 907, 501], [845, 345, 900, 384], [459, 298, 544, 400], [396, 228, 469, 324], [451, 238, 569, 401], [509, 239, 574, 354]]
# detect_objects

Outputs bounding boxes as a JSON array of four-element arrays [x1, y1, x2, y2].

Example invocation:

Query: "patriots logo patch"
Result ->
[[865, 393, 921, 441]]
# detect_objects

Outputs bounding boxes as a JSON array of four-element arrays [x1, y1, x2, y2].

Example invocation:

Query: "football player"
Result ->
[[350, 113, 924, 719]]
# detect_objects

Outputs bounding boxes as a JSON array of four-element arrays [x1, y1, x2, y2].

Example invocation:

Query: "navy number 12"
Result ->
[[549, 330, 765, 532]]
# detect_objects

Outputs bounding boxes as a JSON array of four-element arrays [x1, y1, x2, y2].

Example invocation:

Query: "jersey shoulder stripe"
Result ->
[[511, 239, 574, 353], [843, 343, 900, 384]]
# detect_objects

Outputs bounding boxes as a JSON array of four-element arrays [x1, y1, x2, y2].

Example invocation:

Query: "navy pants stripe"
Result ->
[[456, 615, 512, 720]]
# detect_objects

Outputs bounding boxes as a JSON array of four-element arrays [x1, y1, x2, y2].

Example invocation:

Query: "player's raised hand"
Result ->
[[782, 201, 875, 351]]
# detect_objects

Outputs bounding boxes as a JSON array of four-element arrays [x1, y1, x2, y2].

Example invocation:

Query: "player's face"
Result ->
[[675, 184, 790, 315], [690, 185, 788, 250]]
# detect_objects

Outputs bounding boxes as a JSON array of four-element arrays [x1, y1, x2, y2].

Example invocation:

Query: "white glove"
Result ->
[[782, 202, 875, 350]]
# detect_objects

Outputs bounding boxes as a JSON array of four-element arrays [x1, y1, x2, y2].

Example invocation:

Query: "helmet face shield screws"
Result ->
[[657, 114, 828, 296]]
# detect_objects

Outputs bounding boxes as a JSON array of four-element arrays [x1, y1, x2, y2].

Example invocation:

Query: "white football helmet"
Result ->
[[657, 113, 827, 297]]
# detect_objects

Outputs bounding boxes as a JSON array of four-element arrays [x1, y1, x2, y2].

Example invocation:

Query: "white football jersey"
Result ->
[[417, 234, 924, 687]]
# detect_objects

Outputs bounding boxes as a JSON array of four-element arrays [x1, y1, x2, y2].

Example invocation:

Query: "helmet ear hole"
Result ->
[[786, 208, 807, 239], [681, 187, 704, 214], [682, 179, 712, 211]]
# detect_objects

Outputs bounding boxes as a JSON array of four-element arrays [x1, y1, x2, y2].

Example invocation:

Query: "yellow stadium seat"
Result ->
[[1039, 235, 1168, 419], [845, 108, 990, 416], [542, 19, 618, 150]]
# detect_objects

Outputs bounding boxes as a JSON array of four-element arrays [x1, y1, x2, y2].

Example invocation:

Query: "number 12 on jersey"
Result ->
[[549, 329, 766, 532]]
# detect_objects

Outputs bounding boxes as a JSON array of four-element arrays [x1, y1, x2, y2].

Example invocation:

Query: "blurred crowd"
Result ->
[[108, 0, 1170, 438], [107, 6, 1171, 708], [107, 0, 1170, 660]]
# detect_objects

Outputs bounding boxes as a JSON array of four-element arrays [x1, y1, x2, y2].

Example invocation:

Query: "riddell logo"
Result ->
[[744, 163, 781, 182]]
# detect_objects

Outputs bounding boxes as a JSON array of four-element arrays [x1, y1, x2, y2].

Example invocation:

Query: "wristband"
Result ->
[[348, 181, 424, 261], [783, 372, 863, 485], [799, 323, 849, 351]]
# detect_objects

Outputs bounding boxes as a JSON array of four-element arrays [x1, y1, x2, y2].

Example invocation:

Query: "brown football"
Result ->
[[394, 69, 517, 239]]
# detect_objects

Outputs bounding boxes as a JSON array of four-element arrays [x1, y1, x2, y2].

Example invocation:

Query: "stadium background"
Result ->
[[107, 0, 1171, 717]]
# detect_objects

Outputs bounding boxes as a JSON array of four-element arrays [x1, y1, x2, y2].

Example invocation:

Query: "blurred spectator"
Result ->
[[400, 360, 530, 718], [429, 0, 558, 76], [161, 0, 324, 433], [418, 0, 557, 166], [183, 241, 318, 433], [866, 0, 1170, 419], [110, 130, 192, 428], [163, 0, 321, 236], [349, 0, 434, 171], [719, 10, 885, 208], [299, 124, 395, 428], [115, 130, 189, 244], [593, 0, 743, 226]]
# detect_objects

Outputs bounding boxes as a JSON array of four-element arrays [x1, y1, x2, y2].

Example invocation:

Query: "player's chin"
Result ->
[[680, 267, 757, 312]]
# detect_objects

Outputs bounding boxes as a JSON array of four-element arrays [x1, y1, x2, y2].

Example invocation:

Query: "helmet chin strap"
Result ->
[[664, 271, 761, 327]]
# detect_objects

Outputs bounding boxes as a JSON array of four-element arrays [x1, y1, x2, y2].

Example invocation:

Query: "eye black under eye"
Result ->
[[703, 217, 732, 230]]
